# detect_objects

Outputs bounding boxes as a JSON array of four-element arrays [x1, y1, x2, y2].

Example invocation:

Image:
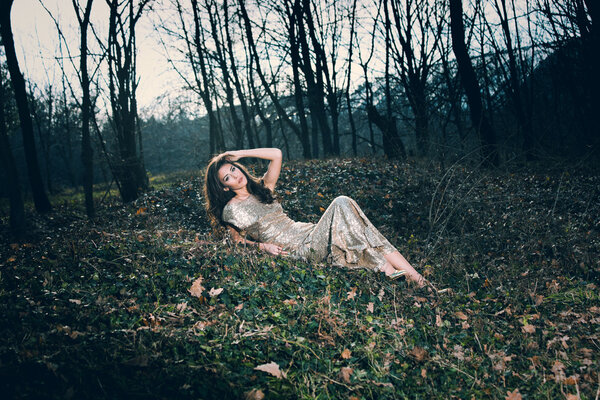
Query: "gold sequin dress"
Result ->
[[222, 195, 396, 271]]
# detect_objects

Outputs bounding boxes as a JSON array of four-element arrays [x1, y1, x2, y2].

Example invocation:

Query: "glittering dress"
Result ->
[[222, 195, 396, 271]]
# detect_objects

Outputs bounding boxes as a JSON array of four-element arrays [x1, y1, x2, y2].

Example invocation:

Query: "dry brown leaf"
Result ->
[[208, 287, 223, 297], [552, 360, 566, 382], [565, 395, 578, 400], [245, 388, 265, 400], [564, 375, 578, 385], [346, 287, 357, 300], [454, 311, 468, 320], [367, 302, 374, 313], [339, 367, 353, 383], [505, 389, 522, 400], [421, 368, 427, 378], [409, 346, 428, 362], [189, 277, 205, 298], [522, 324, 536, 334], [254, 362, 286, 379], [377, 288, 385, 301], [341, 348, 352, 359]]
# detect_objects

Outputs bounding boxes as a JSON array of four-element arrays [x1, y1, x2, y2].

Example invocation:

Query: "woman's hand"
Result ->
[[222, 150, 243, 162], [259, 243, 288, 256]]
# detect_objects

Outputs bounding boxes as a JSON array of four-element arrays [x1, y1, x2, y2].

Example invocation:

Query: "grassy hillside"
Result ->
[[1, 158, 598, 399]]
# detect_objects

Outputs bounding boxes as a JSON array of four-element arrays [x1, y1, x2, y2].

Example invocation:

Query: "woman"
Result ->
[[204, 148, 426, 286]]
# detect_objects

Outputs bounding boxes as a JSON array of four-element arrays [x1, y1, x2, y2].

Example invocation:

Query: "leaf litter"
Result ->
[[0, 158, 598, 398]]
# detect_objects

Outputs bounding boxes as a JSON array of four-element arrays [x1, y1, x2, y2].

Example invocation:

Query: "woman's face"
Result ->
[[217, 163, 247, 192]]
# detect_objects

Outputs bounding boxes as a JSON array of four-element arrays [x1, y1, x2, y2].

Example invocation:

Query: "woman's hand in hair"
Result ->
[[259, 243, 288, 256], [222, 150, 243, 162]]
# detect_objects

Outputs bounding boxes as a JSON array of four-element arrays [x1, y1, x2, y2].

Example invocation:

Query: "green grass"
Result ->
[[0, 158, 598, 399]]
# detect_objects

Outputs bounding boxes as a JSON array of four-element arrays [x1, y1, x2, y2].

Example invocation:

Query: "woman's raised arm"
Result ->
[[223, 148, 282, 191]]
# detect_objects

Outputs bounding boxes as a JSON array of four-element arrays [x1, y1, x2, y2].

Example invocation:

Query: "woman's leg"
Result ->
[[384, 251, 425, 287]]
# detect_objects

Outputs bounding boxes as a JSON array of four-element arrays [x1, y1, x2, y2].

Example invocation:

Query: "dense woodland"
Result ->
[[0, 0, 599, 398]]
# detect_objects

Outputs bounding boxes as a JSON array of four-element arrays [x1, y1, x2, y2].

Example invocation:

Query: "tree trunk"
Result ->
[[206, 0, 244, 148], [224, 0, 255, 148], [74, 0, 95, 219], [0, 0, 52, 213], [449, 0, 499, 167], [285, 0, 312, 157], [0, 63, 25, 237]]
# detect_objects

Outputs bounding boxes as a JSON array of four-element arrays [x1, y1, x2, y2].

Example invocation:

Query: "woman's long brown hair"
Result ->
[[204, 155, 275, 229]]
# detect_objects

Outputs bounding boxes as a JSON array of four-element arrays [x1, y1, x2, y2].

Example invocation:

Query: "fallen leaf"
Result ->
[[339, 367, 353, 383], [346, 287, 357, 300], [69, 299, 81, 305], [552, 360, 566, 382], [341, 348, 352, 359], [454, 311, 468, 320], [436, 314, 443, 327], [209, 287, 223, 297], [254, 362, 286, 379], [522, 324, 536, 334], [367, 302, 374, 313], [377, 288, 385, 301], [189, 277, 205, 298], [245, 388, 265, 400], [421, 368, 427, 378], [564, 375, 578, 385], [409, 346, 428, 362], [505, 389, 522, 400]]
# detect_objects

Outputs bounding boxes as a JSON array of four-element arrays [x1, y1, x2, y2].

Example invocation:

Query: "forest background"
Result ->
[[0, 0, 598, 398]]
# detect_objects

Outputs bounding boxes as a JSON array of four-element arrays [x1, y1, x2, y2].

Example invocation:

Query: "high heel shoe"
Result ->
[[388, 270, 408, 280]]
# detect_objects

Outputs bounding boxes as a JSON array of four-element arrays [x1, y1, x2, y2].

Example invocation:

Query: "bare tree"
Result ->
[[105, 0, 150, 202], [389, 0, 443, 157], [0, 0, 52, 213], [449, 0, 499, 166], [223, 0, 257, 148], [73, 0, 96, 218], [238, 0, 310, 157], [365, 0, 406, 159], [0, 57, 25, 237], [345, 0, 359, 155]]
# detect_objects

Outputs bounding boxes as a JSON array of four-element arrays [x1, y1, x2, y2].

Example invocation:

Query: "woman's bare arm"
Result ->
[[222, 148, 282, 191], [227, 225, 288, 256]]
